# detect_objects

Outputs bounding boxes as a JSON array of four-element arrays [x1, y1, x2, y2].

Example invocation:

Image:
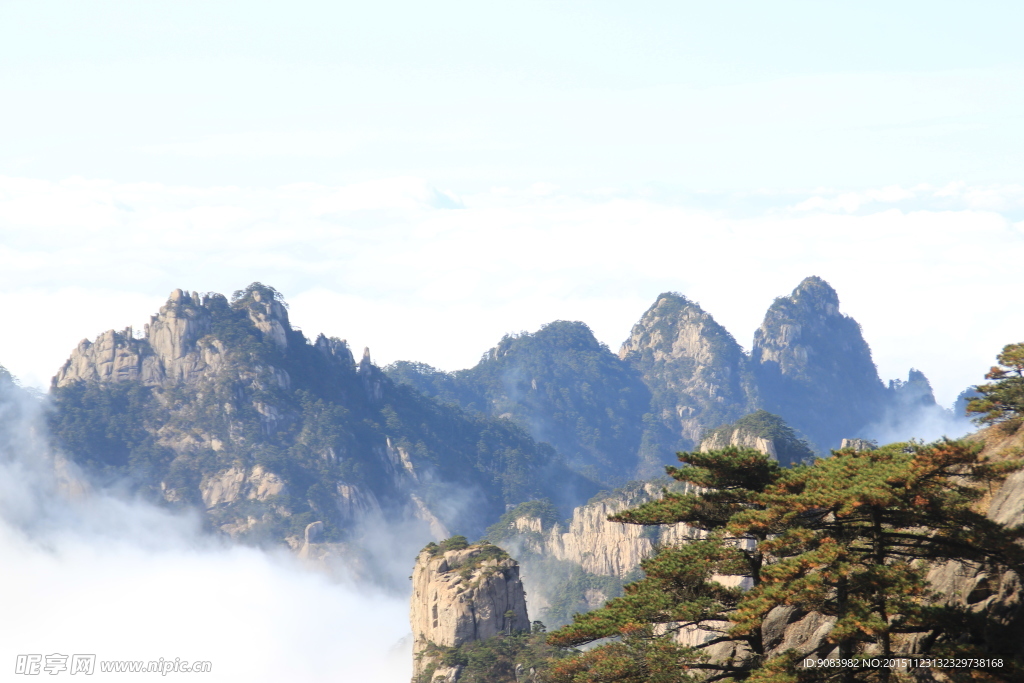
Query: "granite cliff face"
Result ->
[[619, 293, 754, 460], [699, 428, 777, 460], [485, 483, 700, 629], [54, 288, 295, 389], [515, 483, 699, 579], [410, 541, 531, 682]]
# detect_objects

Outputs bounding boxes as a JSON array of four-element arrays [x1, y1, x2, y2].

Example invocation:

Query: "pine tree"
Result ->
[[967, 343, 1024, 426], [547, 446, 784, 681], [546, 442, 1024, 682]]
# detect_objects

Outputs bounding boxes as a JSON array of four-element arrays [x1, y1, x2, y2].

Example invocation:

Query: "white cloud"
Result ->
[[1, 174, 1021, 406], [0, 387, 411, 683], [138, 129, 377, 158]]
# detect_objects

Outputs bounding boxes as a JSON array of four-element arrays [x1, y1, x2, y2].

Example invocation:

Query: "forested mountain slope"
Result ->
[[390, 276, 956, 476], [48, 284, 595, 550]]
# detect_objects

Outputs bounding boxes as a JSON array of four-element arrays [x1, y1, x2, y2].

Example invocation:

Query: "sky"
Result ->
[[3, 1, 1024, 405], [1, 5, 1023, 681]]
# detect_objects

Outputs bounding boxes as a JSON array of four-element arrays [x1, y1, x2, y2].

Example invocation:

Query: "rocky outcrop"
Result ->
[[619, 293, 754, 466], [411, 542, 531, 681], [53, 288, 302, 391], [497, 483, 699, 583], [200, 465, 286, 508], [55, 291, 220, 388], [699, 428, 777, 459], [535, 484, 698, 578], [698, 410, 814, 467], [751, 277, 888, 450]]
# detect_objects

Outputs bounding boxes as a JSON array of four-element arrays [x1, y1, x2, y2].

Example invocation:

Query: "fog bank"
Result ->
[[0, 379, 412, 682]]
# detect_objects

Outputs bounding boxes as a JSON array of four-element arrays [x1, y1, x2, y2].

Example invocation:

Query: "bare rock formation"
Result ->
[[619, 293, 754, 465], [700, 428, 777, 459], [697, 410, 813, 467], [56, 290, 228, 388], [528, 483, 699, 578], [199, 465, 286, 507], [751, 276, 887, 450], [411, 541, 530, 682]]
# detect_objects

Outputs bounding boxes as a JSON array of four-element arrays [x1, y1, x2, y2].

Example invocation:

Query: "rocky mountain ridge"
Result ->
[[47, 284, 593, 574], [389, 276, 966, 484], [619, 292, 755, 463]]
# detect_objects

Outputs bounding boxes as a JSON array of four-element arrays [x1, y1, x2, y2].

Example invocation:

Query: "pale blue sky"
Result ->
[[3, 1, 1024, 190], [1, 2, 1023, 412]]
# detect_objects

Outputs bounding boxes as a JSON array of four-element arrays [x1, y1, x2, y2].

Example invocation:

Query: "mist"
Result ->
[[861, 372, 976, 446], [0, 377, 413, 682], [863, 403, 975, 446]]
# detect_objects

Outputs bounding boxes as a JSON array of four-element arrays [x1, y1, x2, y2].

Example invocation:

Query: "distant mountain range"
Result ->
[[36, 277, 964, 559], [389, 276, 961, 475]]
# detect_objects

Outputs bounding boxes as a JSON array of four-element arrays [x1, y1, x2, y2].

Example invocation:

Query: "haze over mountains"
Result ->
[[0, 274, 986, 682], [390, 275, 968, 476], [31, 275, 969, 582]]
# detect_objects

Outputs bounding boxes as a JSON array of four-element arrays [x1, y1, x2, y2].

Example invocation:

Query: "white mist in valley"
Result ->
[[863, 373, 976, 447], [0, 379, 412, 683]]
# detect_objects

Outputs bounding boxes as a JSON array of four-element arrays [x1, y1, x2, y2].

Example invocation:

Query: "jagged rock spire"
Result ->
[[619, 292, 754, 453], [751, 276, 886, 450]]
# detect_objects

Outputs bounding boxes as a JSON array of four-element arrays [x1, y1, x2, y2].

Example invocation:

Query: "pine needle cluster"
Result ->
[[546, 441, 1024, 682]]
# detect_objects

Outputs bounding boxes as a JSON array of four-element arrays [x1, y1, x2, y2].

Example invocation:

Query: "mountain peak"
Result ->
[[752, 277, 884, 450], [620, 291, 753, 454], [789, 276, 840, 315]]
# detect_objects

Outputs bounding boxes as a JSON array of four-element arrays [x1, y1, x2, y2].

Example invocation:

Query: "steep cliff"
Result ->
[[522, 483, 698, 579], [618, 293, 754, 467], [487, 483, 700, 628], [48, 284, 587, 559], [410, 539, 531, 682], [751, 276, 888, 450]]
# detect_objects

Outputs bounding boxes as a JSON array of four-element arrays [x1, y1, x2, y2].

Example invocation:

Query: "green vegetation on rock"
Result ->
[[387, 320, 652, 485], [414, 630, 568, 683], [547, 440, 1024, 682], [48, 284, 590, 545], [968, 342, 1024, 427], [701, 409, 816, 466]]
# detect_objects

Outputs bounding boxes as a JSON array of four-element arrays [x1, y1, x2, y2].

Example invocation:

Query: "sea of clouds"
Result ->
[[0, 380, 413, 683], [1, 175, 1022, 407]]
